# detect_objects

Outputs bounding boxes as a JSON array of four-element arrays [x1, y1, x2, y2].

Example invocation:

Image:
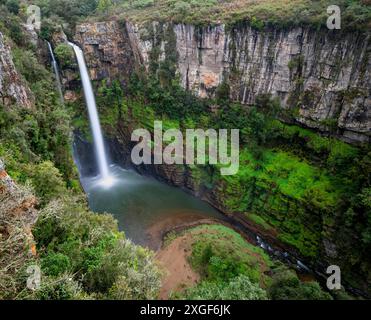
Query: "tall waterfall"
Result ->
[[69, 42, 111, 182], [47, 41, 64, 103]]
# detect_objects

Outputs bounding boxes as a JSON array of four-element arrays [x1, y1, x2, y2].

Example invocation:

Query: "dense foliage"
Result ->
[[1, 0, 370, 300], [183, 275, 268, 300], [4, 0, 366, 41], [166, 225, 331, 300], [32, 196, 161, 300], [84, 42, 371, 294], [268, 265, 332, 300], [84, 0, 370, 31], [0, 13, 162, 300]]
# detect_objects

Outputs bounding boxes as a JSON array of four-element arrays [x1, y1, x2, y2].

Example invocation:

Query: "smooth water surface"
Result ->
[[80, 164, 225, 247]]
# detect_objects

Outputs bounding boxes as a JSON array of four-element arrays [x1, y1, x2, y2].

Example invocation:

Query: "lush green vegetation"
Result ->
[[31, 195, 161, 300], [268, 265, 332, 300], [9, 0, 367, 39], [187, 225, 272, 285], [183, 275, 268, 300], [167, 225, 331, 300], [0, 65, 77, 192], [1, 187, 162, 299], [1, 0, 370, 300], [83, 43, 371, 293], [54, 43, 76, 69], [0, 11, 162, 300], [83, 0, 370, 31]]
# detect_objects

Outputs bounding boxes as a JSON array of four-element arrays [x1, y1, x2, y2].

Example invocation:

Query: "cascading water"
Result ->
[[69, 42, 113, 186], [47, 41, 64, 103]]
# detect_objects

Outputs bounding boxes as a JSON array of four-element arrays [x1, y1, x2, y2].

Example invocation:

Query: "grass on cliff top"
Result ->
[[90, 0, 370, 31]]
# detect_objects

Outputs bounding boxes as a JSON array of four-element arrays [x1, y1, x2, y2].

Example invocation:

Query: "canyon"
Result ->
[[3, 0, 371, 301], [70, 20, 370, 144], [60, 20, 370, 296]]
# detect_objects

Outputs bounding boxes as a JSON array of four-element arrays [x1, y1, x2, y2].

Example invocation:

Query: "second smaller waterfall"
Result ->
[[47, 41, 64, 103], [69, 42, 112, 185]]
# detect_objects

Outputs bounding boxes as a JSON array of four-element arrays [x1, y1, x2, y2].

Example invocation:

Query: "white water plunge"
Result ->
[[69, 42, 113, 186], [47, 41, 64, 103]]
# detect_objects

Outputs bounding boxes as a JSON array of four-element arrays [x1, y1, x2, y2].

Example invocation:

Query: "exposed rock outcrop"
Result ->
[[133, 23, 370, 144], [0, 33, 33, 108], [74, 21, 138, 84], [73, 21, 370, 144]]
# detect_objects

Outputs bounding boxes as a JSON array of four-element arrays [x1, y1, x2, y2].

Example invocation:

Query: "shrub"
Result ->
[[173, 1, 191, 15], [28, 161, 66, 205], [34, 275, 86, 300], [83, 239, 162, 298], [0, 181, 37, 299], [33, 196, 118, 251], [33, 196, 162, 299], [12, 48, 49, 84], [184, 275, 268, 300], [41, 253, 71, 276], [132, 0, 154, 9], [39, 18, 61, 41], [268, 266, 332, 300], [54, 44, 76, 69], [5, 0, 19, 14], [188, 225, 271, 285]]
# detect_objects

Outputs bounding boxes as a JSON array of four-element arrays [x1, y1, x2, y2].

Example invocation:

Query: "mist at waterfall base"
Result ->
[[74, 159, 224, 247], [69, 42, 224, 248], [69, 42, 316, 284]]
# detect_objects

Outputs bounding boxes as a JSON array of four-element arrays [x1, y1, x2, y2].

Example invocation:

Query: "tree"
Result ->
[[268, 266, 332, 300], [184, 275, 268, 300], [28, 161, 65, 205], [54, 43, 75, 69], [97, 0, 112, 13], [6, 0, 19, 15]]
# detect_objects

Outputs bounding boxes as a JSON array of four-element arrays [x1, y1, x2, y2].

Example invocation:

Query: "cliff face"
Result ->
[[134, 23, 370, 144], [73, 21, 370, 144], [70, 21, 371, 295], [0, 33, 33, 108], [74, 21, 139, 84]]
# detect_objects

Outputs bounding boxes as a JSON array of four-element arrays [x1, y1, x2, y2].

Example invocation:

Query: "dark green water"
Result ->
[[80, 164, 225, 248]]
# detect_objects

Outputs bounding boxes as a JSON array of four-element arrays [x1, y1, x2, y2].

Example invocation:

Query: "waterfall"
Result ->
[[47, 41, 64, 103], [69, 42, 111, 183]]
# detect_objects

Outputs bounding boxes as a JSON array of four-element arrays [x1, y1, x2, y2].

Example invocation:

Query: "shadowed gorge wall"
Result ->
[[72, 21, 370, 144], [55, 20, 371, 296]]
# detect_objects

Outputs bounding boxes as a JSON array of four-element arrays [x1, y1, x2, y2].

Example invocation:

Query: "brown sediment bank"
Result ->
[[145, 211, 226, 299], [156, 233, 200, 300], [144, 210, 223, 251]]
